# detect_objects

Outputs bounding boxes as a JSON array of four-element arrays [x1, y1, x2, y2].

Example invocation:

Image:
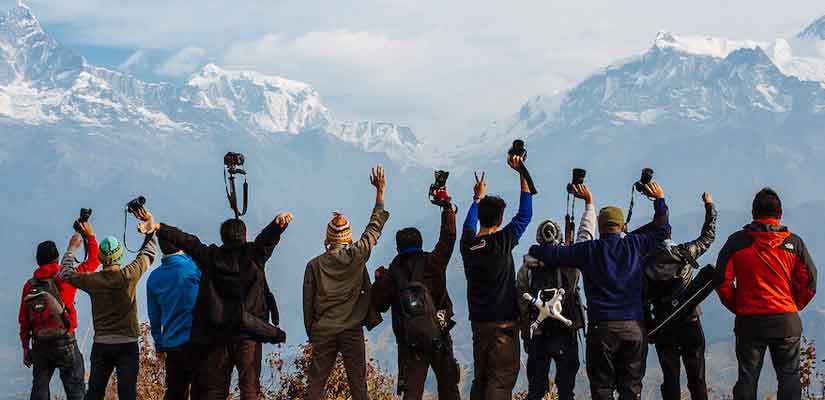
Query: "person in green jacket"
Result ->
[[59, 230, 157, 400], [303, 165, 390, 400]]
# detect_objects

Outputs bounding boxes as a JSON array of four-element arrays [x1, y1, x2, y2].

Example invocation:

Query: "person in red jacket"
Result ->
[[716, 188, 817, 400], [19, 222, 99, 400]]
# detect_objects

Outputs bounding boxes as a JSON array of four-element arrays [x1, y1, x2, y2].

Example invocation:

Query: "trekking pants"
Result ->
[[163, 344, 196, 400], [655, 317, 707, 400], [733, 335, 801, 400], [85, 341, 139, 400], [30, 335, 85, 400], [192, 337, 263, 400], [586, 320, 647, 400], [525, 330, 579, 400], [397, 334, 461, 400], [306, 327, 368, 400], [470, 320, 521, 400]]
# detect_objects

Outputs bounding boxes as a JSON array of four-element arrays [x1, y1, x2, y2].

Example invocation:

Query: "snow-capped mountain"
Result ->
[[0, 3, 420, 164], [799, 15, 825, 39]]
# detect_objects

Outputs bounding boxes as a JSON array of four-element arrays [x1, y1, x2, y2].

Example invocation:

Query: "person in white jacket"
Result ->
[[516, 184, 596, 400]]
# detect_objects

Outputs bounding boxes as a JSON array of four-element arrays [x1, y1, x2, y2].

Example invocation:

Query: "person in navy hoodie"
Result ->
[[529, 181, 669, 400], [147, 238, 202, 400], [460, 154, 533, 400]]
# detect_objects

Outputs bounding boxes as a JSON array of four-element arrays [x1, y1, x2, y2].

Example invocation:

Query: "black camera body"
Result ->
[[224, 152, 246, 175], [566, 168, 586, 193], [73, 208, 93, 231], [126, 196, 146, 214], [429, 170, 452, 207], [508, 139, 527, 160], [634, 168, 655, 193]]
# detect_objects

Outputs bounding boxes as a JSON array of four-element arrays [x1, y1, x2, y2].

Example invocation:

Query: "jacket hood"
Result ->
[[160, 253, 193, 268], [745, 218, 791, 249], [33, 263, 60, 280]]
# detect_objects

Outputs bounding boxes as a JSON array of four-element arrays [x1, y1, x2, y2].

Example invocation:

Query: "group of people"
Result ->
[[18, 154, 817, 400]]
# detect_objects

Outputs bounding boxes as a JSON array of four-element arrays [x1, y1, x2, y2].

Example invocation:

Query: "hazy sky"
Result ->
[[7, 0, 824, 143]]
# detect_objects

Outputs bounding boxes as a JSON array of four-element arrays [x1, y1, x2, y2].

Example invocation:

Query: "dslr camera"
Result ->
[[566, 168, 586, 194], [126, 196, 146, 214], [224, 152, 246, 175], [634, 168, 655, 194], [508, 139, 527, 160], [429, 170, 451, 207], [73, 208, 92, 232]]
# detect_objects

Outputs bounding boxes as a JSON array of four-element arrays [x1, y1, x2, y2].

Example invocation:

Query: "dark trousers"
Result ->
[[397, 335, 461, 400], [733, 335, 801, 400], [163, 345, 195, 400], [586, 320, 647, 400], [470, 321, 521, 400], [655, 318, 707, 400], [192, 337, 263, 400], [307, 327, 368, 400], [30, 336, 85, 400], [526, 331, 579, 400], [85, 341, 139, 400]]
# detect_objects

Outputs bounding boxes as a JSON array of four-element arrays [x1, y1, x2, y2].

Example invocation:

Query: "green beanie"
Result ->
[[598, 206, 625, 230], [98, 236, 124, 266]]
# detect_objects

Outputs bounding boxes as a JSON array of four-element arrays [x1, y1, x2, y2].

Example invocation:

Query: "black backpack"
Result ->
[[391, 257, 444, 353], [527, 265, 585, 331]]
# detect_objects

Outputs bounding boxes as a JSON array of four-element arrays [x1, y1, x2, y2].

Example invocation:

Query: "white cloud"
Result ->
[[154, 46, 208, 77]]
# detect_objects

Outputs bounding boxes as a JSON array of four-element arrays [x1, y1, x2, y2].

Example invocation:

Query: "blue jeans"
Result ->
[[733, 336, 801, 400], [30, 336, 85, 400]]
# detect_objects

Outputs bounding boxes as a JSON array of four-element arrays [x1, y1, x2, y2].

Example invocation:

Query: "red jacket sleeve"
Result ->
[[792, 238, 817, 311], [715, 233, 743, 313], [19, 282, 31, 348], [76, 235, 100, 273]]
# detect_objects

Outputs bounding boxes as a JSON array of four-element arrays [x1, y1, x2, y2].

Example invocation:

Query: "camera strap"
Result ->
[[626, 186, 636, 230], [122, 210, 139, 254], [225, 169, 249, 219], [519, 164, 538, 195]]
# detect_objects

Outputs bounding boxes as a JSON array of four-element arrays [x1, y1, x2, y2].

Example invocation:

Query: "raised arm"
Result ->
[[351, 165, 391, 261], [503, 156, 533, 241], [679, 193, 717, 262], [570, 184, 596, 243], [430, 206, 457, 271], [251, 213, 292, 266], [74, 222, 100, 273], [370, 267, 395, 314], [461, 172, 485, 246], [58, 233, 88, 289], [133, 208, 211, 268], [627, 182, 669, 252], [120, 234, 157, 282]]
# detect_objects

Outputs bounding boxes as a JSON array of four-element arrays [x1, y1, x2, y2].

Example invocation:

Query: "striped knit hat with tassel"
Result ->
[[326, 211, 353, 245]]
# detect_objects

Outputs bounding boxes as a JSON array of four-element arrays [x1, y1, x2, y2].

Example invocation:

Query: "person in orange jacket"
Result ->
[[716, 187, 817, 400]]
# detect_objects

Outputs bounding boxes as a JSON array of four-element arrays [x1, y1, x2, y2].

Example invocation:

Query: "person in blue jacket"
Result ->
[[147, 237, 201, 400], [528, 181, 669, 400], [460, 154, 533, 400]]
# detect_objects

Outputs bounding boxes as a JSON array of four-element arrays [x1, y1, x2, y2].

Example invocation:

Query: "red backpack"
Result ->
[[24, 278, 70, 341]]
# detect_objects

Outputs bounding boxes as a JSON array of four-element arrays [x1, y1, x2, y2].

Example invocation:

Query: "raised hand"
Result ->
[[67, 232, 83, 251], [370, 165, 386, 193], [702, 192, 713, 204], [644, 182, 665, 199], [507, 155, 523, 172], [571, 184, 593, 204], [275, 212, 294, 228], [473, 171, 487, 201], [77, 221, 94, 237]]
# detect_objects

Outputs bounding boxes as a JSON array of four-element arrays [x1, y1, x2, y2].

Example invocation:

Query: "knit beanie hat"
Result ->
[[326, 212, 353, 245], [536, 219, 562, 245], [36, 241, 59, 266], [98, 236, 124, 266]]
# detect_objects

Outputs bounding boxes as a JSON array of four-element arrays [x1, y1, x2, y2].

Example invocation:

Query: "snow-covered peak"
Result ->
[[798, 15, 825, 39], [653, 30, 765, 59], [184, 63, 331, 135], [330, 121, 422, 166]]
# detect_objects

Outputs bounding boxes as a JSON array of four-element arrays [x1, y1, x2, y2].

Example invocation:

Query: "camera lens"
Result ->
[[640, 168, 654, 185], [572, 168, 586, 185]]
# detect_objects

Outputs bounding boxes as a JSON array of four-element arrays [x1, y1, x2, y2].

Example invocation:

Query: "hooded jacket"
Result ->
[[156, 217, 287, 345], [303, 205, 390, 339], [19, 235, 99, 347], [371, 206, 456, 344], [147, 252, 201, 350], [716, 218, 817, 338]]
